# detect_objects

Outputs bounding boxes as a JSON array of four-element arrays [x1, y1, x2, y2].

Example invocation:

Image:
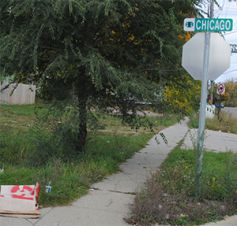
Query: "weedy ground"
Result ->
[[129, 112, 237, 225], [0, 104, 178, 206]]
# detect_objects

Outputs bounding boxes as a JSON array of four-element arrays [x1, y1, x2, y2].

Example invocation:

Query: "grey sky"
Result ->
[[213, 0, 237, 82]]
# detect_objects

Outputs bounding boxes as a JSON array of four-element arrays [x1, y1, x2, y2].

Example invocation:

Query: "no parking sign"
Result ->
[[217, 83, 225, 95]]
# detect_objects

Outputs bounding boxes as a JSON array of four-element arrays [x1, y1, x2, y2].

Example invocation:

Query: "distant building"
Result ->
[[0, 81, 36, 105]]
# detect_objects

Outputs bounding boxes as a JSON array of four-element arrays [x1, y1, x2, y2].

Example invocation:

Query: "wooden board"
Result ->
[[0, 209, 40, 215], [0, 213, 40, 219]]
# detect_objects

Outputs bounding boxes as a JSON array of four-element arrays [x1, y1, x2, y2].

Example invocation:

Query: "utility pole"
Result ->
[[209, 0, 215, 105], [195, 0, 214, 198], [210, 0, 214, 18]]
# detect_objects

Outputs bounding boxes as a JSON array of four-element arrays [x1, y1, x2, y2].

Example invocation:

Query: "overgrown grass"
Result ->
[[97, 113, 179, 134], [0, 104, 178, 206], [129, 148, 237, 225], [0, 104, 44, 116], [0, 133, 151, 206], [189, 111, 237, 134], [0, 104, 47, 131]]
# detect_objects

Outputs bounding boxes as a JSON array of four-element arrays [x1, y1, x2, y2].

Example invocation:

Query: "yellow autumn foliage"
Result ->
[[178, 32, 192, 42], [222, 81, 237, 107], [164, 74, 201, 114]]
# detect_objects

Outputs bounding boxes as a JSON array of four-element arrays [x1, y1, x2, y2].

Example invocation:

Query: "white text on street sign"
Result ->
[[184, 18, 233, 32]]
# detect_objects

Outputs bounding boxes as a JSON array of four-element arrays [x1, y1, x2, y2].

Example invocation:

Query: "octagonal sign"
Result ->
[[182, 33, 231, 80]]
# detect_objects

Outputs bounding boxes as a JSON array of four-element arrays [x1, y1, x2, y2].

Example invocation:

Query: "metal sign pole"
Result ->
[[195, 32, 209, 198], [195, 0, 213, 198]]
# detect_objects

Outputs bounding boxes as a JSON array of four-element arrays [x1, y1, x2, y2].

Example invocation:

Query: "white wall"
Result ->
[[0, 82, 36, 105]]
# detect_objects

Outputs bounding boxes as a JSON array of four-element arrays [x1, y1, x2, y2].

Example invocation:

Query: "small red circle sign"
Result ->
[[217, 83, 225, 95]]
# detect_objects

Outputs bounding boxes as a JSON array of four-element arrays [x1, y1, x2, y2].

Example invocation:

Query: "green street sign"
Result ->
[[184, 18, 233, 32]]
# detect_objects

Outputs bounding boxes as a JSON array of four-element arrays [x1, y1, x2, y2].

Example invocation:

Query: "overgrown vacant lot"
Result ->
[[129, 148, 237, 225], [0, 104, 178, 206], [189, 111, 237, 134]]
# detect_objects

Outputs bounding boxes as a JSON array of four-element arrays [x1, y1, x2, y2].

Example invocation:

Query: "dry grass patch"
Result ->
[[189, 111, 237, 134], [206, 111, 237, 133]]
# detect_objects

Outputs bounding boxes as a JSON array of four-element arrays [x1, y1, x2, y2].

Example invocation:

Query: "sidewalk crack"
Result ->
[[90, 187, 136, 195]]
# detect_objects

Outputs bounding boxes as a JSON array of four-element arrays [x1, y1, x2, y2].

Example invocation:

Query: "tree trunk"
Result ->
[[76, 70, 88, 152], [77, 95, 87, 152]]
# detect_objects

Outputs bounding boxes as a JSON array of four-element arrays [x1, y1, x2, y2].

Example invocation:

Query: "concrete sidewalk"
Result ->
[[0, 119, 189, 226], [182, 128, 237, 152]]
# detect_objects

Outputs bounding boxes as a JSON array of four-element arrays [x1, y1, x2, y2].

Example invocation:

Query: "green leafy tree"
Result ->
[[0, 0, 199, 152]]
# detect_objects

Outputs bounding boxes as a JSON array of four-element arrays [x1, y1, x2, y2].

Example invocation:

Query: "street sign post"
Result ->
[[184, 18, 233, 32], [182, 17, 231, 197]]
